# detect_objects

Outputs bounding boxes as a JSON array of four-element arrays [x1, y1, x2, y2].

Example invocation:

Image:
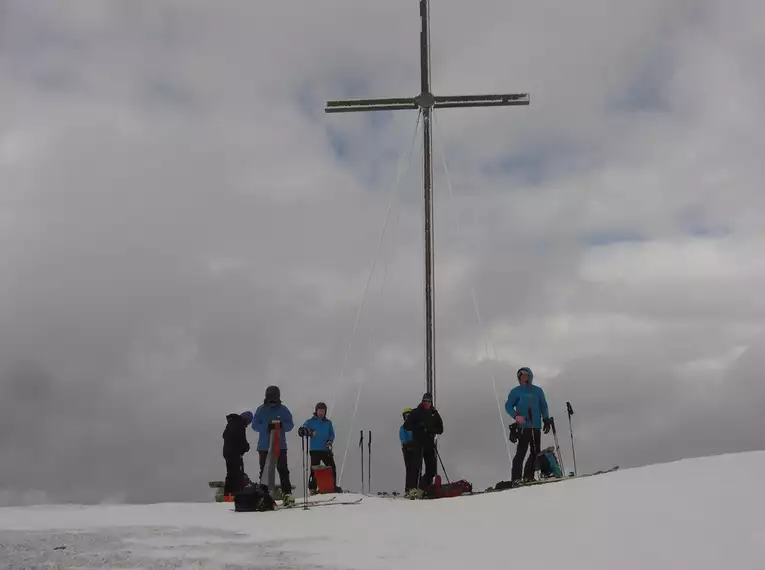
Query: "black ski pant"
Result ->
[[223, 454, 244, 495], [258, 449, 293, 494], [414, 441, 437, 490], [402, 445, 419, 492], [512, 427, 541, 481], [307, 450, 337, 490]]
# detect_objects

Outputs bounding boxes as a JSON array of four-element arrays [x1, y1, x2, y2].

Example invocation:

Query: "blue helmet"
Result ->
[[516, 367, 533, 383]]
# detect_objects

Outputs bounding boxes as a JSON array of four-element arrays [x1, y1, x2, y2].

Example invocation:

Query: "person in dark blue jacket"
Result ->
[[505, 367, 552, 483], [251, 385, 294, 496], [399, 408, 417, 493], [298, 402, 341, 493]]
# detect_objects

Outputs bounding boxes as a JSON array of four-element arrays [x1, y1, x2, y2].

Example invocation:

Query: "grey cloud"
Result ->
[[0, 0, 764, 505]]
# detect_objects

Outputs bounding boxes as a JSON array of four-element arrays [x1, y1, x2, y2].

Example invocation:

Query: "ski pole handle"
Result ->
[[566, 401, 574, 416]]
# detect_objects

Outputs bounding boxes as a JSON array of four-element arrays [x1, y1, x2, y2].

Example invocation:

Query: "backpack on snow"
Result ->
[[536, 447, 563, 478], [234, 481, 276, 512], [424, 475, 472, 499]]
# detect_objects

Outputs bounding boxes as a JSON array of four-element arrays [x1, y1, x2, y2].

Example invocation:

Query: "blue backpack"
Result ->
[[536, 447, 563, 478]]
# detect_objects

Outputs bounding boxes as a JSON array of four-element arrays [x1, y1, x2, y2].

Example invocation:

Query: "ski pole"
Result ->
[[566, 401, 577, 476], [301, 434, 308, 509], [550, 417, 565, 477], [359, 430, 364, 494], [368, 430, 371, 494], [435, 447, 450, 483], [416, 445, 424, 492]]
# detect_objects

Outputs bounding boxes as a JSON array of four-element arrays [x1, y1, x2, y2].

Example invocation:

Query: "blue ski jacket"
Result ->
[[302, 415, 335, 452], [251, 403, 294, 451], [505, 383, 550, 429], [399, 425, 413, 446]]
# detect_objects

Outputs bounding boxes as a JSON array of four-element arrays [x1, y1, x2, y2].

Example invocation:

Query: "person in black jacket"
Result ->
[[403, 392, 443, 495], [222, 411, 253, 496]]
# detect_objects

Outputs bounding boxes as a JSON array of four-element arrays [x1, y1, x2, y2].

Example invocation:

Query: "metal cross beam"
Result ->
[[325, 0, 529, 406]]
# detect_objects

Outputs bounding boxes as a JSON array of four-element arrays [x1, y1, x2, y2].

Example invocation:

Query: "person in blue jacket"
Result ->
[[505, 367, 552, 483], [399, 408, 417, 493], [298, 402, 341, 493], [252, 385, 294, 497]]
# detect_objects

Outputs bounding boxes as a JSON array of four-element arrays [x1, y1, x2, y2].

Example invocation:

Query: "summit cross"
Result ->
[[325, 0, 529, 405]]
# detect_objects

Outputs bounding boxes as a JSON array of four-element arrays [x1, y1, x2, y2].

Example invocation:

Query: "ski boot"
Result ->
[[406, 488, 424, 500], [281, 493, 296, 508]]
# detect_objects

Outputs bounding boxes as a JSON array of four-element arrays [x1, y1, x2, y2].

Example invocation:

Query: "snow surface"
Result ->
[[1, 452, 764, 569]]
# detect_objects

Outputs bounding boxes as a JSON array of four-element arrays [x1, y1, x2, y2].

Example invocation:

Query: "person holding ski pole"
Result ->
[[399, 408, 418, 493], [403, 392, 443, 497], [251, 385, 295, 503], [297, 402, 341, 493], [505, 367, 551, 484]]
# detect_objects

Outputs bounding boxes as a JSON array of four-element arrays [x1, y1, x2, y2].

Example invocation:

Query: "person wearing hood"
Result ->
[[403, 392, 443, 495], [399, 408, 417, 493], [298, 402, 341, 493], [252, 385, 295, 498], [222, 411, 253, 496], [505, 367, 551, 483]]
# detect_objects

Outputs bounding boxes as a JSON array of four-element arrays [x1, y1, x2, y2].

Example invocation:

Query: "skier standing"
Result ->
[[505, 367, 552, 484], [399, 408, 418, 493], [298, 402, 341, 493], [403, 392, 443, 496], [222, 411, 253, 496], [251, 385, 295, 503]]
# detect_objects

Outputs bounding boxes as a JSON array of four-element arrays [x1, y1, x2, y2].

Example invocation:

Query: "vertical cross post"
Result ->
[[325, 0, 529, 407]]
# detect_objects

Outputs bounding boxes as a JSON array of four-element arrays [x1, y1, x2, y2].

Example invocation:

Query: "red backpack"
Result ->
[[429, 475, 473, 498]]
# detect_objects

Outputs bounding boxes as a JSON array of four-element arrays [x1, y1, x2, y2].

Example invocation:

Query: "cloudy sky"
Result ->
[[1, 0, 764, 505]]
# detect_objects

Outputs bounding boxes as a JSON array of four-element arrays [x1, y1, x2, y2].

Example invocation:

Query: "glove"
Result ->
[[508, 422, 520, 443], [515, 414, 526, 425], [297, 427, 315, 438], [326, 440, 333, 450], [543, 418, 551, 434]]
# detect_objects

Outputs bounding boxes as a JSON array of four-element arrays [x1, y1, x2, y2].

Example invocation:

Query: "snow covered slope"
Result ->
[[1, 452, 763, 569]]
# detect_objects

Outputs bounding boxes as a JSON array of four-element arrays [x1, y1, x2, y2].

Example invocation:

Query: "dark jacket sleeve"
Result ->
[[428, 410, 444, 435]]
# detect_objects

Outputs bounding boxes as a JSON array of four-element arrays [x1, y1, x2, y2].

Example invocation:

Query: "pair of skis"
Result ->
[[278, 495, 364, 510]]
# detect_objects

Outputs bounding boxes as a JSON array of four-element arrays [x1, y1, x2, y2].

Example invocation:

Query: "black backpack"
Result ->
[[234, 481, 276, 512]]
